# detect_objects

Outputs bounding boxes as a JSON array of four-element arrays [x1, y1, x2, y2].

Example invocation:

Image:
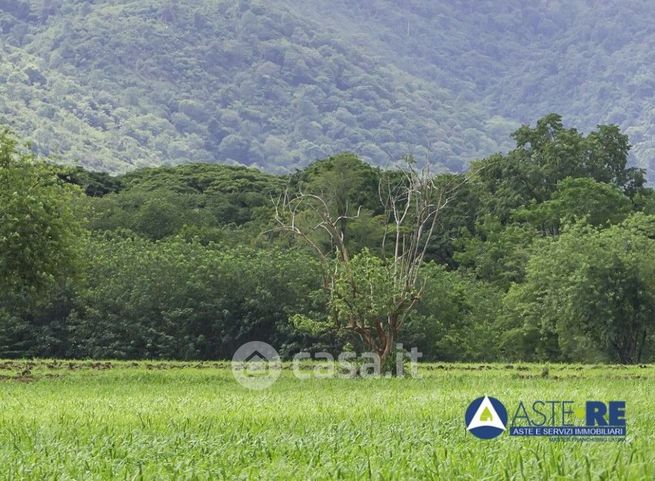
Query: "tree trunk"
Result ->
[[379, 329, 397, 376]]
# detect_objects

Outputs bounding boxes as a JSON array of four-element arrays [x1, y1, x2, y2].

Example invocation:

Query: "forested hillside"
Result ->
[[0, 0, 515, 173], [2, 0, 655, 178]]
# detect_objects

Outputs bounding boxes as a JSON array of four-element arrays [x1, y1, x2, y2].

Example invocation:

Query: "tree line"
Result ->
[[1, 114, 655, 363]]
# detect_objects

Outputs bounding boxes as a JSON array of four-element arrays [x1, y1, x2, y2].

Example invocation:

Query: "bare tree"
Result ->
[[274, 159, 460, 371]]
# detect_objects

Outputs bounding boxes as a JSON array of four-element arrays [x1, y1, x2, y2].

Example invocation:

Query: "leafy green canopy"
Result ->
[[502, 214, 655, 363], [472, 114, 644, 222], [1, 114, 655, 362], [0, 129, 83, 293]]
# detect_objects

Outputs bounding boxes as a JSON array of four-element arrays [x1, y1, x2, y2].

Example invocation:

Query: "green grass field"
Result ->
[[0, 361, 653, 480]]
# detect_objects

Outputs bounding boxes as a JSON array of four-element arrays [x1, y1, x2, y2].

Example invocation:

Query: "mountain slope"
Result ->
[[283, 0, 655, 175], [1, 0, 654, 178], [0, 0, 515, 173]]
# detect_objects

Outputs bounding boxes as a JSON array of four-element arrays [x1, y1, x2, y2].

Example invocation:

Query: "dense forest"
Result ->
[[2, 114, 655, 363], [1, 0, 655, 180]]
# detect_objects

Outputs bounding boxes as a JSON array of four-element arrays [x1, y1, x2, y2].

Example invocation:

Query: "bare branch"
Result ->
[[273, 160, 471, 370]]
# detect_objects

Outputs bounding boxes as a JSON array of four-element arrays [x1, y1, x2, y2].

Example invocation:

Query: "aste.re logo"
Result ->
[[465, 395, 627, 440], [465, 396, 508, 439]]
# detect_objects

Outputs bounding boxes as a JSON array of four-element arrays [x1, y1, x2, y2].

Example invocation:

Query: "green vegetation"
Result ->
[[0, 0, 515, 173], [2, 1, 655, 178], [3, 4, 655, 478], [0, 361, 653, 480], [1, 115, 654, 363], [288, 0, 655, 177], [0, 128, 83, 294], [504, 217, 655, 364]]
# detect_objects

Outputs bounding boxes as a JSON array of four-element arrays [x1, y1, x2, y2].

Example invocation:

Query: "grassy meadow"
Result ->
[[0, 361, 653, 480]]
